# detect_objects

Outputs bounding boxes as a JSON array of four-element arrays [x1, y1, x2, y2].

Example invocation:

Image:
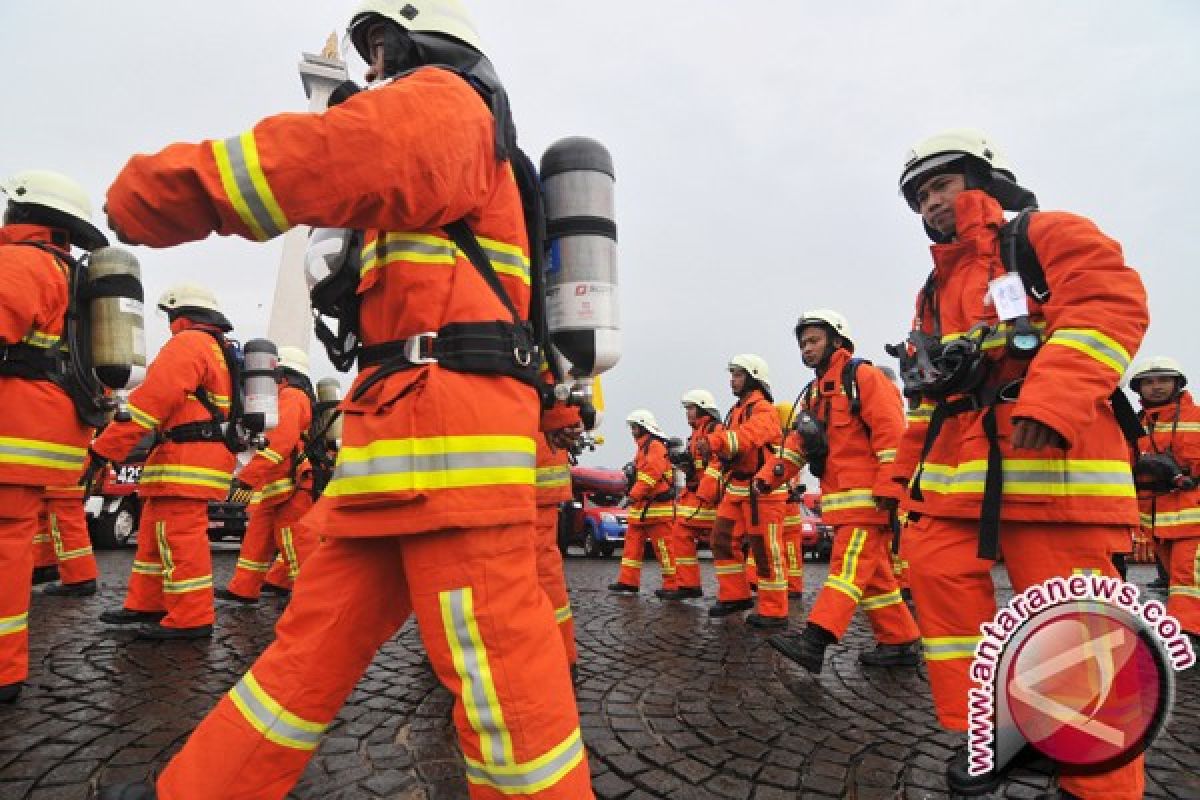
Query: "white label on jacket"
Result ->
[[989, 273, 1029, 321]]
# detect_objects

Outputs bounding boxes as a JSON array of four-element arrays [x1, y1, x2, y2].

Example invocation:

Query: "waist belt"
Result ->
[[163, 420, 225, 443], [354, 321, 538, 401], [910, 380, 1022, 561], [650, 490, 676, 503], [0, 343, 60, 381], [730, 470, 757, 481]]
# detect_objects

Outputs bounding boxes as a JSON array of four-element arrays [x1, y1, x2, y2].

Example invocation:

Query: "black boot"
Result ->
[[31, 565, 60, 585], [858, 640, 920, 667], [655, 586, 702, 600], [214, 587, 258, 605], [768, 623, 835, 674], [136, 623, 213, 641], [745, 612, 788, 631], [0, 682, 21, 704], [95, 782, 157, 799], [607, 582, 639, 594], [99, 608, 166, 625], [945, 744, 1003, 796], [707, 598, 754, 617], [43, 579, 97, 597], [260, 583, 291, 597]]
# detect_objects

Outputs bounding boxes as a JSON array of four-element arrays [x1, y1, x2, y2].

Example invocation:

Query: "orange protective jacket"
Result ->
[[535, 400, 580, 508], [1136, 391, 1200, 539], [628, 434, 674, 521], [760, 348, 904, 526], [890, 190, 1147, 525], [708, 388, 785, 500], [237, 383, 313, 506], [90, 324, 236, 500], [677, 415, 722, 528], [0, 225, 93, 487], [106, 67, 537, 536]]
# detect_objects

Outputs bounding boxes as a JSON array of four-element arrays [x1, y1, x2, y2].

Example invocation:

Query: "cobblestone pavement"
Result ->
[[1, 550, 1196, 799]]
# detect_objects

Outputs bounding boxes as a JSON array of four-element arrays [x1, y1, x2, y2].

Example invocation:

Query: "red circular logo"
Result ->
[[1004, 606, 1168, 767]]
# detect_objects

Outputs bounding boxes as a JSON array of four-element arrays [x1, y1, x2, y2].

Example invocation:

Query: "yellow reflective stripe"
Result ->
[[1071, 567, 1102, 576], [714, 563, 744, 575], [477, 235, 531, 286], [726, 431, 739, 456], [128, 404, 160, 430], [907, 403, 935, 423], [784, 514, 803, 526], [185, 392, 231, 410], [164, 575, 214, 594], [21, 329, 59, 348], [0, 612, 29, 636], [31, 533, 51, 545], [917, 458, 1134, 498], [1154, 422, 1200, 434], [236, 558, 272, 573], [327, 435, 536, 497], [825, 575, 863, 602], [620, 558, 641, 569], [922, 635, 982, 661], [554, 604, 572, 624], [360, 232, 457, 277], [56, 545, 94, 561], [156, 521, 176, 593], [464, 727, 585, 795], [782, 447, 805, 467], [0, 435, 87, 471], [228, 669, 328, 750], [704, 466, 721, 479], [1046, 328, 1132, 375], [822, 489, 876, 512], [640, 506, 676, 519], [1169, 585, 1200, 599], [211, 132, 289, 241], [132, 559, 163, 576], [676, 556, 700, 566], [825, 528, 867, 602], [259, 477, 295, 500], [440, 587, 515, 766], [260, 448, 284, 465], [535, 465, 571, 489], [861, 589, 904, 610], [636, 471, 657, 486], [140, 464, 233, 490], [876, 449, 896, 464], [280, 527, 299, 579]]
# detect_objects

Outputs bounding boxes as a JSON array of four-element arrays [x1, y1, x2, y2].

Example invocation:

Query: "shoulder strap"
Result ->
[[998, 210, 1050, 303], [842, 357, 869, 416], [1109, 388, 1145, 447], [444, 220, 521, 324]]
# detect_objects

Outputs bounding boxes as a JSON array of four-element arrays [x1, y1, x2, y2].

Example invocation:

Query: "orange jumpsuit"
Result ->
[[781, 496, 805, 595], [35, 485, 97, 585], [672, 416, 721, 590], [90, 322, 237, 630], [708, 389, 788, 619], [535, 401, 580, 665], [227, 383, 316, 599], [617, 434, 679, 590], [0, 225, 93, 689], [892, 190, 1147, 799], [1136, 391, 1200, 635], [761, 348, 918, 645], [106, 66, 589, 799]]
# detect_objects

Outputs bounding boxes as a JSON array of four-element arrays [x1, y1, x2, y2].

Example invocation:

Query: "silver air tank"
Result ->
[[316, 377, 343, 445], [541, 137, 620, 382], [242, 339, 279, 433], [87, 246, 146, 390]]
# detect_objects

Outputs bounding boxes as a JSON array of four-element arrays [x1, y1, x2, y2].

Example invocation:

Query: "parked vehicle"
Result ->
[[557, 466, 629, 557], [796, 503, 834, 562]]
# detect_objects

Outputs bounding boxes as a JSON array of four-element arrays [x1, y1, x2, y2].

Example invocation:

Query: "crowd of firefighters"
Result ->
[[0, 1, 1195, 798]]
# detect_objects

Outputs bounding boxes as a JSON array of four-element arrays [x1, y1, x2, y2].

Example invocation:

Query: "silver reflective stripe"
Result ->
[[464, 730, 585, 792], [367, 235, 456, 263], [0, 612, 28, 635], [0, 442, 83, 466], [334, 449, 535, 481], [229, 672, 325, 750], [221, 135, 286, 239], [1048, 329, 1131, 373], [444, 589, 509, 765], [481, 244, 530, 277]]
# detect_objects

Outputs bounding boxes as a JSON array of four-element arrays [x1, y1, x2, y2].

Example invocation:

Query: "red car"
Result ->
[[557, 466, 629, 557]]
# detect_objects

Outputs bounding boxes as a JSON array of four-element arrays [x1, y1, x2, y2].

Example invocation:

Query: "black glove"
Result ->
[[227, 479, 255, 505], [79, 448, 109, 492]]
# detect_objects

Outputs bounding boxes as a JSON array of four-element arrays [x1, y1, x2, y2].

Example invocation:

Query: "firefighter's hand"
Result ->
[[548, 423, 584, 450], [1132, 536, 1155, 563], [695, 436, 711, 460], [1011, 417, 1066, 451], [227, 479, 255, 505], [875, 495, 899, 512]]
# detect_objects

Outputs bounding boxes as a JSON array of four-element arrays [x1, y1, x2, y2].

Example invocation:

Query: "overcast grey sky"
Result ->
[[3, 2, 1198, 462]]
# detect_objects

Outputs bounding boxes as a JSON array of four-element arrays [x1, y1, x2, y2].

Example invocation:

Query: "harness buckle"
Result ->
[[513, 346, 532, 367], [404, 332, 438, 365]]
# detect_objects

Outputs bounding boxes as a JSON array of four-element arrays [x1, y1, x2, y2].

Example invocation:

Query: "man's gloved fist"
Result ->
[[227, 479, 255, 505]]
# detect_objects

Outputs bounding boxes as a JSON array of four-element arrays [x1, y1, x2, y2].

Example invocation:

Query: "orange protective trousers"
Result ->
[[33, 496, 97, 584], [227, 492, 315, 599], [905, 516, 1143, 799], [1158, 536, 1200, 634], [617, 519, 677, 590], [535, 505, 576, 665], [124, 497, 215, 629], [712, 494, 787, 618], [751, 520, 804, 594], [808, 525, 918, 643], [671, 520, 707, 590], [157, 525, 591, 800], [0, 486, 40, 685]]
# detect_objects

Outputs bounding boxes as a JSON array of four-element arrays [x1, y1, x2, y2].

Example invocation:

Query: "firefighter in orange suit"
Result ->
[[610, 410, 679, 594], [888, 130, 1147, 798], [765, 310, 920, 673], [96, 2, 591, 798], [220, 346, 318, 602], [660, 389, 722, 599], [0, 170, 106, 704], [91, 283, 238, 640], [1129, 357, 1200, 642], [38, 484, 99, 596], [695, 354, 789, 628], [535, 393, 583, 672]]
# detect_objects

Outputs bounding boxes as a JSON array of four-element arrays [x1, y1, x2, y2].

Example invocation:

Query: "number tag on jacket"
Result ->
[[988, 273, 1029, 321]]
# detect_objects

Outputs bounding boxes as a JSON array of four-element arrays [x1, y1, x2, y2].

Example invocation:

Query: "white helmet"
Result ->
[[680, 388, 720, 418], [728, 354, 771, 394], [626, 409, 667, 439], [1, 169, 107, 249], [902, 127, 1027, 211], [348, 0, 484, 61], [278, 346, 311, 380], [157, 282, 232, 331], [795, 309, 854, 353], [1128, 356, 1187, 390]]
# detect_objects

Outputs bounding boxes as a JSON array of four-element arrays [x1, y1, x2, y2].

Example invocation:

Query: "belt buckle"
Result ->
[[404, 332, 438, 365]]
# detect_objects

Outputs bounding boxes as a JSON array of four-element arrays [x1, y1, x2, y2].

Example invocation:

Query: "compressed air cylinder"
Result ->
[[316, 377, 343, 444], [242, 339, 279, 432], [541, 137, 620, 377], [87, 246, 146, 390]]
